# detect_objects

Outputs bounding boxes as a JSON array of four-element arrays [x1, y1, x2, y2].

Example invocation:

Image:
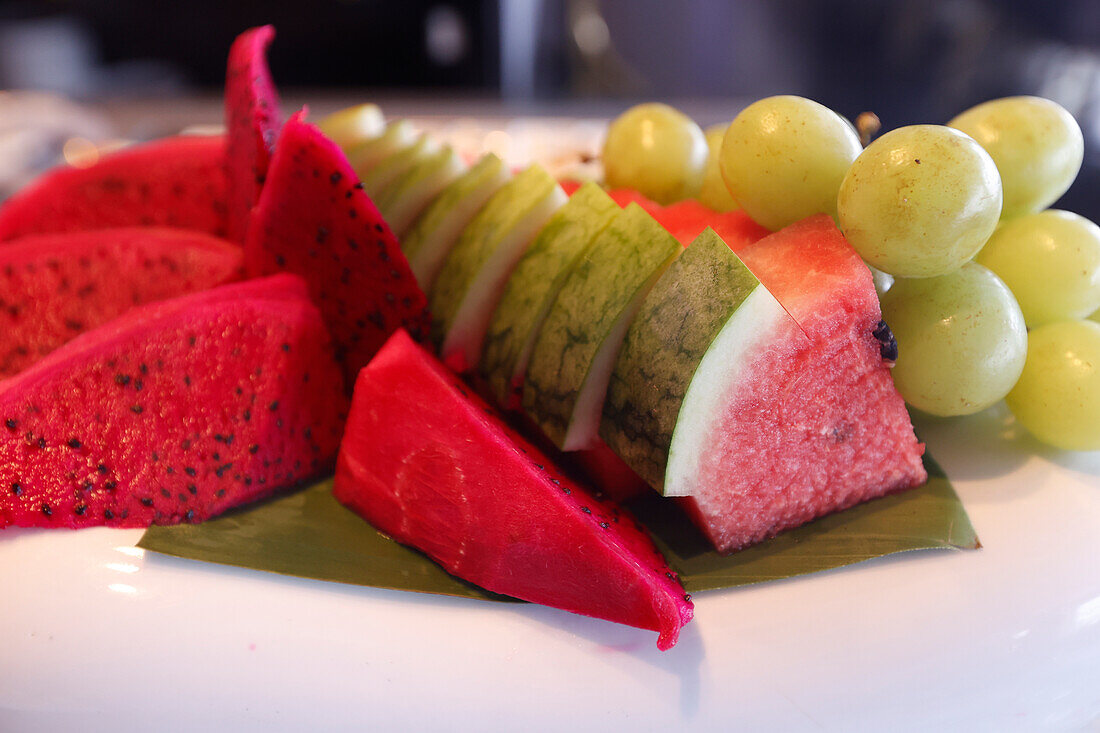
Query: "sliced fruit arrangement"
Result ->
[[0, 135, 229, 240], [0, 275, 347, 529], [335, 329, 693, 651], [0, 228, 242, 378], [243, 110, 431, 385], [14, 22, 1097, 649]]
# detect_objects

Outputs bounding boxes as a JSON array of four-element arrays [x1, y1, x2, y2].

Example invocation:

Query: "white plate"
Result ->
[[2, 403, 1098, 732]]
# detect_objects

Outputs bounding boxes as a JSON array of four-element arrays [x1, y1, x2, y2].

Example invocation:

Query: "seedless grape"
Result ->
[[949, 96, 1083, 219], [602, 103, 707, 205], [837, 125, 1002, 278], [1006, 320, 1100, 451], [880, 263, 1027, 416], [720, 95, 861, 231], [976, 209, 1100, 326]]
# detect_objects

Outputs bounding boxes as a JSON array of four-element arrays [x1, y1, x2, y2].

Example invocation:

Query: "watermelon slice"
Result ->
[[641, 215, 926, 552], [653, 199, 769, 249], [0, 275, 348, 529], [0, 136, 229, 241], [225, 25, 283, 243], [334, 329, 693, 650], [0, 227, 242, 379], [244, 110, 431, 385]]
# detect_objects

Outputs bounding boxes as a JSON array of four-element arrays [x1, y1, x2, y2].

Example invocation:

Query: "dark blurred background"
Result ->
[[1, 0, 1099, 215]]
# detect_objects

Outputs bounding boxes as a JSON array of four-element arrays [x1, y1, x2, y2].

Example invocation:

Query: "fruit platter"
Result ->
[[3, 26, 1100, 730]]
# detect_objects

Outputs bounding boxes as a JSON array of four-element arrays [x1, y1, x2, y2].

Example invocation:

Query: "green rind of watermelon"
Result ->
[[402, 153, 509, 290], [600, 227, 771, 492], [480, 182, 620, 409], [429, 164, 566, 371], [333, 329, 693, 650], [372, 145, 465, 236], [523, 203, 681, 450]]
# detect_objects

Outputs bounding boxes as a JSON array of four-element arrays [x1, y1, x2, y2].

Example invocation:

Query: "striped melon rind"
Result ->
[[480, 182, 620, 408], [345, 119, 416, 177], [373, 144, 466, 236], [361, 133, 438, 197], [523, 202, 681, 451], [430, 164, 567, 372], [601, 228, 793, 495], [402, 153, 510, 290]]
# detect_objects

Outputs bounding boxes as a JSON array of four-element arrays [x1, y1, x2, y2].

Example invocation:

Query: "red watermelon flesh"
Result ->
[[225, 25, 282, 243], [676, 215, 926, 552], [654, 199, 770, 250], [0, 136, 229, 241], [334, 329, 693, 650], [0, 275, 348, 529], [244, 110, 430, 386], [0, 227, 242, 379]]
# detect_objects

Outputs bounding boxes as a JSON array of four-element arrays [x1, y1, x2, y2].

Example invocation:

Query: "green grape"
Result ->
[[601, 103, 707, 205], [720, 96, 861, 231], [698, 123, 739, 212], [317, 104, 385, 151], [1006, 320, 1100, 451], [1091, 308, 1100, 324], [837, 125, 1002, 278], [949, 96, 1083, 219], [880, 263, 1027, 416], [976, 209, 1100, 326]]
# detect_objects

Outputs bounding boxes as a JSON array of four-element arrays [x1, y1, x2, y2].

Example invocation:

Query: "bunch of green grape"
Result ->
[[599, 96, 1100, 451]]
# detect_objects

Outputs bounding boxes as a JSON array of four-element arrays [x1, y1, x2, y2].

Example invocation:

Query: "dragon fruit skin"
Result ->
[[0, 227, 243, 379], [334, 329, 693, 650], [245, 110, 431, 386], [0, 275, 348, 529], [0, 136, 229, 241], [225, 24, 283, 243]]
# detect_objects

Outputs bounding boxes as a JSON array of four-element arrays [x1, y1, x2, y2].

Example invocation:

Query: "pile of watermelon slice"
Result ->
[[0, 26, 929, 650]]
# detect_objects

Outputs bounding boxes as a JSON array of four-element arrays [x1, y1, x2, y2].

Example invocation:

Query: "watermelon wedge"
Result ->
[[334, 329, 693, 650], [225, 25, 283, 243], [0, 227, 242, 379], [632, 215, 926, 552], [244, 110, 431, 384], [0, 136, 229, 241]]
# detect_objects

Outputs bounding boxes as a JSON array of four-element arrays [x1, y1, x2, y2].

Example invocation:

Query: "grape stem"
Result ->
[[856, 112, 881, 148]]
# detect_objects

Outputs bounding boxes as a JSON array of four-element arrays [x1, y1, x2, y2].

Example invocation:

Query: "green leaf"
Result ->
[[138, 454, 977, 599]]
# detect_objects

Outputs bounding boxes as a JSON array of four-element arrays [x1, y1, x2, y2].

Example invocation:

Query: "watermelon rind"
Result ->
[[602, 228, 790, 494], [523, 202, 681, 450], [430, 164, 567, 371], [361, 133, 440, 197], [480, 182, 620, 408], [402, 153, 510, 291], [345, 119, 417, 178], [373, 144, 466, 236]]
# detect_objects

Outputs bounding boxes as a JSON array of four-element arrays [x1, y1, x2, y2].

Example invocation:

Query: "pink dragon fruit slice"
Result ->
[[245, 110, 431, 385], [0, 227, 242, 379], [225, 24, 283, 243], [0, 275, 348, 529], [0, 136, 229, 241]]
